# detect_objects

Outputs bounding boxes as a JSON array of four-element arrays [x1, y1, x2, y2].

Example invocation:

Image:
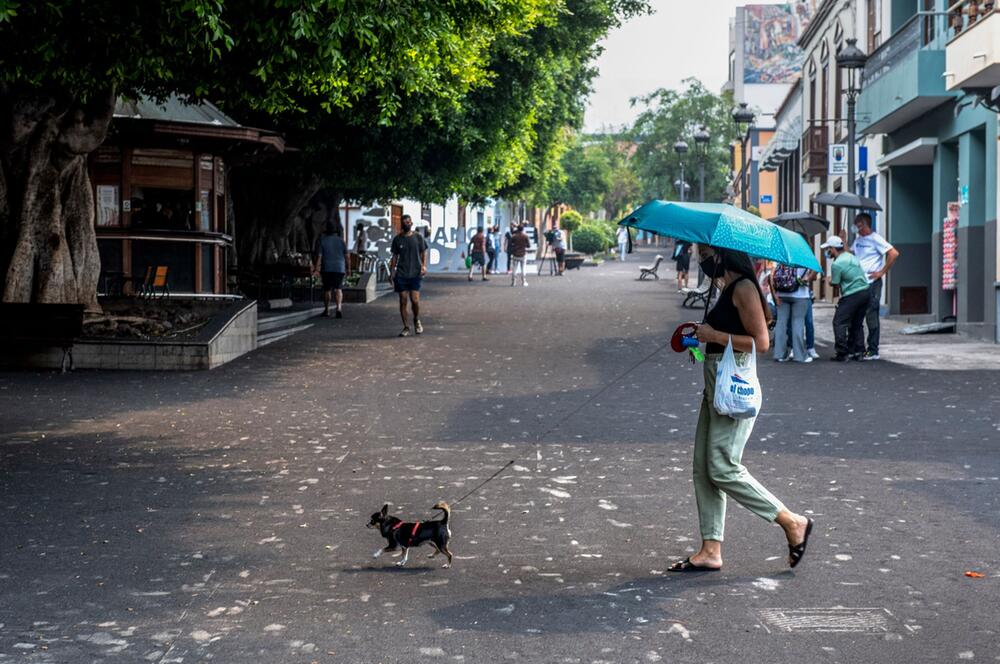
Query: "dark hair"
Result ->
[[477, 226, 484, 233], [711, 247, 773, 325], [855, 212, 872, 227], [401, 214, 412, 224], [324, 219, 341, 236]]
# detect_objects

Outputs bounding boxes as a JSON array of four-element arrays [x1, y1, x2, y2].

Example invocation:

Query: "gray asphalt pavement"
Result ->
[[2, 250, 999, 663]]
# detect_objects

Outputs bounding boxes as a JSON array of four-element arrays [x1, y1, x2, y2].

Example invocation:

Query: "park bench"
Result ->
[[638, 255, 664, 280], [0, 303, 85, 372], [681, 281, 713, 309]]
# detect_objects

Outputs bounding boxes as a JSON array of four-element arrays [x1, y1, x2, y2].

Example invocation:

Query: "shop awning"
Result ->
[[876, 137, 938, 167], [759, 115, 803, 172]]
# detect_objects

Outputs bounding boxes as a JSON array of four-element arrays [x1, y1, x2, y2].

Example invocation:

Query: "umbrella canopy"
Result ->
[[769, 211, 830, 237], [619, 200, 821, 271], [812, 191, 882, 211]]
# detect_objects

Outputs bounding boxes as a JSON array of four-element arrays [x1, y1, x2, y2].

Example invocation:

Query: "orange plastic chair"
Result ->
[[151, 266, 169, 299]]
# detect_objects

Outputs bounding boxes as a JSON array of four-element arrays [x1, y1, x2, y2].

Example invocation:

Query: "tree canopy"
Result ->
[[629, 79, 738, 204], [0, 0, 542, 119]]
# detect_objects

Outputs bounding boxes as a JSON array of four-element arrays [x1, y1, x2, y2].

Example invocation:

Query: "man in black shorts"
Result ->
[[467, 226, 489, 281], [674, 239, 692, 292], [389, 214, 429, 337], [313, 220, 350, 318]]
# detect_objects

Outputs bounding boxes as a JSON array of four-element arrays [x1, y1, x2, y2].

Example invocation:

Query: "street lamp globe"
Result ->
[[673, 140, 689, 155], [731, 103, 755, 131], [694, 126, 710, 150], [836, 38, 867, 94]]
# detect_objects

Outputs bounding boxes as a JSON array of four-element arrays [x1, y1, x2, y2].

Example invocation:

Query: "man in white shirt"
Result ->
[[852, 212, 900, 360]]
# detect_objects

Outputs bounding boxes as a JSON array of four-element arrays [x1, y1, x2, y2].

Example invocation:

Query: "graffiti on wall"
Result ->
[[743, 2, 817, 84]]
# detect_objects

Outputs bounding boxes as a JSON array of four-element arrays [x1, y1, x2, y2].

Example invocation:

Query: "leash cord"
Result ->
[[533, 339, 670, 444], [450, 459, 516, 506], [441, 340, 669, 513]]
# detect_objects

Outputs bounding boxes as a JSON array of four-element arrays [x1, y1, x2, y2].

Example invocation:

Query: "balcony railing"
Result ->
[[863, 11, 950, 88], [948, 0, 998, 37], [801, 122, 828, 180]]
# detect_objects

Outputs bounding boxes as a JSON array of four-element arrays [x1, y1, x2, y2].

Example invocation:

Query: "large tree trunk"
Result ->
[[231, 158, 323, 269], [0, 87, 115, 310]]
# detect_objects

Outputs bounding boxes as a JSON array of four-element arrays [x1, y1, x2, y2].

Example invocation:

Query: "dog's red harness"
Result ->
[[392, 521, 420, 546]]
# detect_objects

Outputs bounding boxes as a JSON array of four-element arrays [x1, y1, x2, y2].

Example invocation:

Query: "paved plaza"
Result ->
[[2, 252, 999, 663]]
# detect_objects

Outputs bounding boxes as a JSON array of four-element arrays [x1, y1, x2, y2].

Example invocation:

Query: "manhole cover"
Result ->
[[757, 608, 892, 634]]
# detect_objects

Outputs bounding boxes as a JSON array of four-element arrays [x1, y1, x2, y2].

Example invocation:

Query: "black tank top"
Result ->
[[704, 276, 751, 354]]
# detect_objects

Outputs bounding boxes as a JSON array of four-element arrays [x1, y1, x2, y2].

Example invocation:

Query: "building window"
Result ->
[[868, 0, 882, 52]]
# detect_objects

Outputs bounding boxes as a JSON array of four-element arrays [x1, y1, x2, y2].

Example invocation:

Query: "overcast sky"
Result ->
[[584, 0, 788, 132]]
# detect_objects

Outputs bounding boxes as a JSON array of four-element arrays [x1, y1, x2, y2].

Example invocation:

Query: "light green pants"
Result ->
[[693, 354, 786, 541]]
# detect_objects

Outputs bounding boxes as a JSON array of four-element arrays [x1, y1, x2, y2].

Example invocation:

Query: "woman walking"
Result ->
[[668, 244, 814, 572], [771, 262, 815, 363]]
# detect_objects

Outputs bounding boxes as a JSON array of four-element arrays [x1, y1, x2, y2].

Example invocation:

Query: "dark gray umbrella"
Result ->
[[769, 212, 830, 237], [812, 191, 883, 211]]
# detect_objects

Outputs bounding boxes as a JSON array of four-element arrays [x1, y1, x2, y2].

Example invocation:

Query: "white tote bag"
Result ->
[[713, 337, 762, 419]]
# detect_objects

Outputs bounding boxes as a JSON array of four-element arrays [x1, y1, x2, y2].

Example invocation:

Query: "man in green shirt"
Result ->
[[821, 236, 870, 361]]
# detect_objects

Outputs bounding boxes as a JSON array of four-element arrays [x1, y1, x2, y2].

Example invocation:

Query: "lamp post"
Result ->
[[694, 126, 710, 202], [673, 179, 691, 198], [837, 38, 867, 195], [674, 140, 689, 202], [731, 103, 756, 209]]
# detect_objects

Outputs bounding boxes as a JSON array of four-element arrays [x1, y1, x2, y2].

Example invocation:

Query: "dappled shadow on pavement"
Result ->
[[0, 430, 268, 661]]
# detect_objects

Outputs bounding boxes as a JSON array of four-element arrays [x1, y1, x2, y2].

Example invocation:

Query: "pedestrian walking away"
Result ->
[[503, 223, 515, 274], [667, 245, 814, 572], [770, 262, 815, 363], [390, 214, 428, 337], [487, 226, 499, 274], [354, 221, 368, 259], [467, 226, 489, 282], [852, 212, 899, 361], [616, 225, 630, 262], [313, 219, 350, 319], [822, 236, 870, 361], [551, 227, 566, 275], [673, 239, 692, 291], [508, 223, 531, 287]]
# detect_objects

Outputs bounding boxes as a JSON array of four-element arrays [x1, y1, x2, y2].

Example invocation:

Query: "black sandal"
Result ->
[[667, 557, 721, 573], [788, 518, 815, 568]]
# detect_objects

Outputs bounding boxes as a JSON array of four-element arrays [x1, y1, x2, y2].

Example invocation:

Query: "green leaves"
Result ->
[[630, 79, 739, 204]]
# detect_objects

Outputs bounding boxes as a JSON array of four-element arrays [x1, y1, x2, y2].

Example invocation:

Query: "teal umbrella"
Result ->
[[620, 200, 821, 271]]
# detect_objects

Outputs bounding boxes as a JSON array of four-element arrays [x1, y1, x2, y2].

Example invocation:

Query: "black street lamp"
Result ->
[[731, 103, 756, 209], [694, 126, 710, 202], [837, 38, 867, 195], [674, 140, 689, 202]]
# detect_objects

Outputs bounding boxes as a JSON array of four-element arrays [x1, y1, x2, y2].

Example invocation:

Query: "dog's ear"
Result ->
[[381, 504, 389, 516]]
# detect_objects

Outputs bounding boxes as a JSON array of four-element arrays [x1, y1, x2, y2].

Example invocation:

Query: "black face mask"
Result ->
[[700, 256, 725, 279]]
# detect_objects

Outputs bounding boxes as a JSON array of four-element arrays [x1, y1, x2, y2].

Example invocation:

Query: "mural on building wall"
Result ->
[[743, 1, 818, 84]]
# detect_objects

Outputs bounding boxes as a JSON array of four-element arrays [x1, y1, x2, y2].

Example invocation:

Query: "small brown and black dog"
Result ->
[[367, 502, 453, 568]]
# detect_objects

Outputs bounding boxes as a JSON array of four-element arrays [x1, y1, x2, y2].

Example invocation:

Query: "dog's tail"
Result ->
[[432, 501, 450, 525]]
